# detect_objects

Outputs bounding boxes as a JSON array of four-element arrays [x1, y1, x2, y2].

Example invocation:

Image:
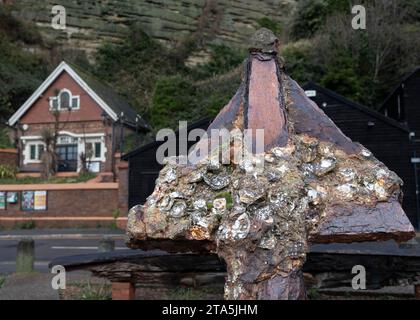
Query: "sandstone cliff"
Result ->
[[8, 0, 296, 60]]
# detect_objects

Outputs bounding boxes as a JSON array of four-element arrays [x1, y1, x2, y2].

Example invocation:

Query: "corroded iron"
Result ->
[[127, 28, 415, 300]]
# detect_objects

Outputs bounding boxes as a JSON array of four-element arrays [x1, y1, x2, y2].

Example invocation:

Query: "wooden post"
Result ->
[[415, 284, 420, 300], [112, 282, 135, 300], [99, 236, 115, 252]]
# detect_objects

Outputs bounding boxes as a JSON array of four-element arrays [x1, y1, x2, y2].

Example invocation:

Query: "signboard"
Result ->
[[34, 191, 47, 211], [305, 90, 317, 98], [22, 191, 35, 211], [7, 192, 18, 204], [87, 161, 100, 173], [0, 192, 6, 210]]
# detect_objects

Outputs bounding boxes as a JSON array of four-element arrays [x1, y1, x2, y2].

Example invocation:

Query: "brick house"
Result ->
[[7, 61, 150, 174]]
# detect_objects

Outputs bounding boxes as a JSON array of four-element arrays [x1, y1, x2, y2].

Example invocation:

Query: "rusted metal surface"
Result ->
[[127, 28, 415, 300], [247, 57, 288, 149]]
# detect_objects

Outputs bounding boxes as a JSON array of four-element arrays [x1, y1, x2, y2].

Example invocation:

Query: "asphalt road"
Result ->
[[0, 233, 127, 274]]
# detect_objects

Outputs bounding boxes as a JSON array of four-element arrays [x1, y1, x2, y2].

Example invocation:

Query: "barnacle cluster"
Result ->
[[127, 132, 402, 299]]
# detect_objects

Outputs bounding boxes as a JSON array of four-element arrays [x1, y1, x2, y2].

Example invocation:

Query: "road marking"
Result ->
[[51, 246, 128, 250]]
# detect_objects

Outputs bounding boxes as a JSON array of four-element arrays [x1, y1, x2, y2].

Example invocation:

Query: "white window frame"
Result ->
[[23, 140, 46, 164], [84, 138, 105, 162], [49, 88, 80, 111]]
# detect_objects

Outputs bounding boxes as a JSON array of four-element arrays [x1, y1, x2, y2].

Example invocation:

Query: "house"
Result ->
[[7, 61, 150, 174], [303, 82, 419, 229], [122, 118, 213, 208]]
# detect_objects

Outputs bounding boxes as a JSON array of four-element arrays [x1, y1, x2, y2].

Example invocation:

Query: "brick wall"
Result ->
[[0, 149, 18, 167], [0, 183, 122, 228], [117, 157, 129, 215]]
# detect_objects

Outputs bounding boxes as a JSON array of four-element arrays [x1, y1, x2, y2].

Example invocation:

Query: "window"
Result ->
[[30, 145, 36, 160], [28, 143, 45, 162], [85, 140, 104, 161], [94, 142, 101, 158], [38, 145, 44, 160], [49, 89, 80, 111]]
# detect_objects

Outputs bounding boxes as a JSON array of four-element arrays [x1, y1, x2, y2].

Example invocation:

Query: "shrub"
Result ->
[[16, 220, 36, 230], [76, 281, 111, 300], [149, 75, 197, 129], [257, 17, 282, 36], [0, 164, 16, 179], [190, 44, 245, 80]]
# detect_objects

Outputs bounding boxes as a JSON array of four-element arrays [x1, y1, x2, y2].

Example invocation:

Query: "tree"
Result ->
[[310, 0, 420, 106]]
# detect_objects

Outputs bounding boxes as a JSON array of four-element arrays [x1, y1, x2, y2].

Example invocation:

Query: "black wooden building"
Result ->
[[122, 118, 213, 208], [304, 82, 419, 228], [379, 67, 420, 135], [122, 84, 419, 229]]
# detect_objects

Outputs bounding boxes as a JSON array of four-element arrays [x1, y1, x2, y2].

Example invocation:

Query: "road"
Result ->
[[0, 229, 126, 274]]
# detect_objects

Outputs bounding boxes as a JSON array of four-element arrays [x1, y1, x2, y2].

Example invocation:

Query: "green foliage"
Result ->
[[282, 40, 321, 84], [307, 287, 320, 300], [150, 75, 198, 129], [0, 276, 5, 289], [291, 0, 349, 40], [0, 7, 43, 45], [95, 26, 243, 131], [0, 7, 48, 122], [191, 44, 245, 80], [0, 164, 16, 179], [16, 220, 36, 230], [95, 24, 181, 115], [0, 172, 96, 185], [110, 209, 120, 230], [165, 287, 203, 300], [0, 127, 13, 148], [257, 17, 282, 36], [214, 192, 233, 210], [320, 53, 364, 102]]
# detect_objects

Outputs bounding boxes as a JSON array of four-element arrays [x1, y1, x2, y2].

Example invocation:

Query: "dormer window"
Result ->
[[49, 89, 80, 111]]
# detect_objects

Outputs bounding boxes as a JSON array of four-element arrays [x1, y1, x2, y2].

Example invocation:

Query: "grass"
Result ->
[[164, 288, 204, 300], [0, 172, 97, 185], [0, 275, 5, 289], [307, 287, 320, 300], [164, 286, 224, 300], [68, 281, 111, 300]]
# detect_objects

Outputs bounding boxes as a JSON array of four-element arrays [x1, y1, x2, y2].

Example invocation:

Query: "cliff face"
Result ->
[[8, 0, 296, 60]]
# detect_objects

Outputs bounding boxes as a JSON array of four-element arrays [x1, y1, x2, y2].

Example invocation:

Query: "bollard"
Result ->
[[16, 237, 35, 273], [98, 236, 115, 252]]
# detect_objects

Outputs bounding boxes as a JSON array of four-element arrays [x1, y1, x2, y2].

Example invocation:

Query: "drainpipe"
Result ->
[[120, 112, 124, 153], [111, 121, 116, 182]]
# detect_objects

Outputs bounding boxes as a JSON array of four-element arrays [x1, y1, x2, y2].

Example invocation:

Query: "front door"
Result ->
[[57, 144, 78, 172]]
